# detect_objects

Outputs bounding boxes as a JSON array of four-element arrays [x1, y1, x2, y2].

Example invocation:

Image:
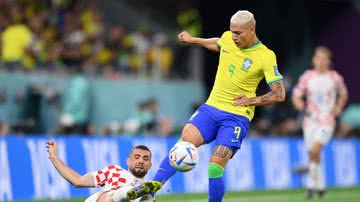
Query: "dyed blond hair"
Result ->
[[230, 10, 256, 27]]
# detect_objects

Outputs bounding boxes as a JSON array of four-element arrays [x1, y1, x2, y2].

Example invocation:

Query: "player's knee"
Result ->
[[180, 124, 204, 147], [111, 187, 132, 202], [95, 191, 115, 202], [309, 150, 320, 162], [309, 150, 315, 160], [208, 162, 224, 178]]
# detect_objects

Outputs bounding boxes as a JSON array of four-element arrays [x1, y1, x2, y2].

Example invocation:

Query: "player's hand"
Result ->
[[292, 98, 305, 111], [332, 106, 342, 117], [294, 101, 305, 111], [233, 95, 252, 107], [178, 31, 193, 43], [46, 141, 58, 159]]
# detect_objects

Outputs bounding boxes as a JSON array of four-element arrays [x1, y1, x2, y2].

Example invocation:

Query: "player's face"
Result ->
[[230, 22, 254, 48], [127, 148, 152, 178], [312, 50, 331, 71]]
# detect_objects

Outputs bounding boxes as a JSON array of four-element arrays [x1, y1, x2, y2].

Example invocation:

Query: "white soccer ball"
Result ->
[[169, 141, 199, 172]]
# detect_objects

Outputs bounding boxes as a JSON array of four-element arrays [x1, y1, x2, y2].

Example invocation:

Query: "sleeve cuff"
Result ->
[[216, 41, 221, 49], [267, 77, 283, 84], [92, 172, 99, 187]]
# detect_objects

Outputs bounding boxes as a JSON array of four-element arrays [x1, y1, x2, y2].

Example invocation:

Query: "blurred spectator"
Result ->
[[59, 66, 90, 134], [106, 25, 131, 75], [0, 89, 10, 136], [128, 23, 151, 77], [148, 33, 174, 79], [1, 22, 32, 71], [159, 116, 173, 136], [123, 101, 152, 135], [175, 0, 202, 79], [145, 98, 173, 136], [122, 98, 173, 136], [177, 0, 202, 37], [0, 0, 190, 80], [80, 2, 103, 38], [145, 99, 159, 134], [12, 83, 61, 134], [101, 121, 123, 136], [337, 103, 360, 137], [62, 12, 85, 69]]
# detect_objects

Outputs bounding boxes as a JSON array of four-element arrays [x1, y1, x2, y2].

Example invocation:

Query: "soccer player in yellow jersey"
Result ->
[[127, 10, 286, 202]]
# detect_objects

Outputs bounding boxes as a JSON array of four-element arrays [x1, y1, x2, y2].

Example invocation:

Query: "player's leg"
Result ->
[[308, 142, 323, 197], [312, 126, 334, 198], [208, 115, 249, 202], [152, 123, 206, 184], [97, 187, 155, 202], [208, 145, 233, 202], [303, 119, 317, 198], [84, 192, 102, 202], [152, 104, 219, 184], [127, 104, 219, 200], [93, 191, 113, 202], [304, 120, 333, 199]]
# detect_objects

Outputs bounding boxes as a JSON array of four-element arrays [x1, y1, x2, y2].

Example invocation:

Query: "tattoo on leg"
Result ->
[[212, 145, 231, 158]]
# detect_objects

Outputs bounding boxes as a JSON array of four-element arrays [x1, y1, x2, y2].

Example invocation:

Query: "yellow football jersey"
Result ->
[[206, 31, 283, 121]]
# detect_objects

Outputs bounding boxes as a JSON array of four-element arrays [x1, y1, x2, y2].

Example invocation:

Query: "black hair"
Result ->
[[132, 145, 152, 157]]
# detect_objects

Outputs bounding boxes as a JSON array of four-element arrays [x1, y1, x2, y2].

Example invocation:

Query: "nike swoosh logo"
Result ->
[[222, 49, 229, 53], [231, 139, 240, 143]]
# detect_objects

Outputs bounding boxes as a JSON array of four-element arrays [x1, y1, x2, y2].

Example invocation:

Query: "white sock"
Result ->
[[307, 161, 318, 190], [317, 163, 325, 190]]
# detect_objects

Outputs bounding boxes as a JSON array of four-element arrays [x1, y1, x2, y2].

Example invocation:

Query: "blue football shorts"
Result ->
[[188, 103, 250, 155]]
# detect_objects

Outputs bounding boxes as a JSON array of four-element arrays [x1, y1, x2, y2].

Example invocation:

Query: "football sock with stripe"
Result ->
[[208, 162, 225, 202]]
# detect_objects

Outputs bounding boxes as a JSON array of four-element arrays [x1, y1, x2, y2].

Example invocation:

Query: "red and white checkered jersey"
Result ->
[[293, 69, 347, 125], [93, 164, 144, 191]]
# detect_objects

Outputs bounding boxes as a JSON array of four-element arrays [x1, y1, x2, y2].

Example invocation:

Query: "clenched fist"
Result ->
[[46, 141, 58, 159], [178, 31, 193, 43]]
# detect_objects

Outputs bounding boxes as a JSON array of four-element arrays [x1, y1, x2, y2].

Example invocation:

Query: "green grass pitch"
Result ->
[[18, 187, 360, 202]]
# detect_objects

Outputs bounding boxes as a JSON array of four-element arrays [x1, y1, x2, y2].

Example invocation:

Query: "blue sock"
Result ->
[[209, 177, 225, 202], [208, 162, 225, 202], [152, 156, 177, 184]]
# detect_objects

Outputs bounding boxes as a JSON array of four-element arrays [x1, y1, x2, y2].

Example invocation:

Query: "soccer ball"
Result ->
[[169, 141, 199, 172]]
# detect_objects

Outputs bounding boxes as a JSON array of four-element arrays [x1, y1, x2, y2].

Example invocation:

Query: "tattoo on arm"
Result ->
[[248, 80, 285, 106], [212, 145, 232, 158]]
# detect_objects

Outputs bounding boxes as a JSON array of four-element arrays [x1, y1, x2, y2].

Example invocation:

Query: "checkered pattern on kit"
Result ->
[[94, 164, 128, 190]]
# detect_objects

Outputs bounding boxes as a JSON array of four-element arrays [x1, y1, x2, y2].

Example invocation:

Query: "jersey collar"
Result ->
[[242, 41, 262, 50]]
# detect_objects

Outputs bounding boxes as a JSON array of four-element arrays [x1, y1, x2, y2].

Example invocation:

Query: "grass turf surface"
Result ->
[[18, 187, 360, 202]]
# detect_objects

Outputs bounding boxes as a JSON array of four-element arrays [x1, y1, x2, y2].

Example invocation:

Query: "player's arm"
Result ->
[[233, 80, 286, 107], [333, 77, 348, 117], [291, 72, 308, 111], [46, 141, 95, 188], [291, 94, 305, 111], [178, 31, 220, 52]]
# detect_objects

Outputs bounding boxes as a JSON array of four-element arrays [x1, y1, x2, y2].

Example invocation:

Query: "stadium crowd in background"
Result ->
[[0, 0, 358, 140], [0, 0, 174, 79]]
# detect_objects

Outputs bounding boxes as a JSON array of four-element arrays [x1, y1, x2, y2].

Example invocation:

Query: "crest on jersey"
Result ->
[[241, 58, 252, 72]]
